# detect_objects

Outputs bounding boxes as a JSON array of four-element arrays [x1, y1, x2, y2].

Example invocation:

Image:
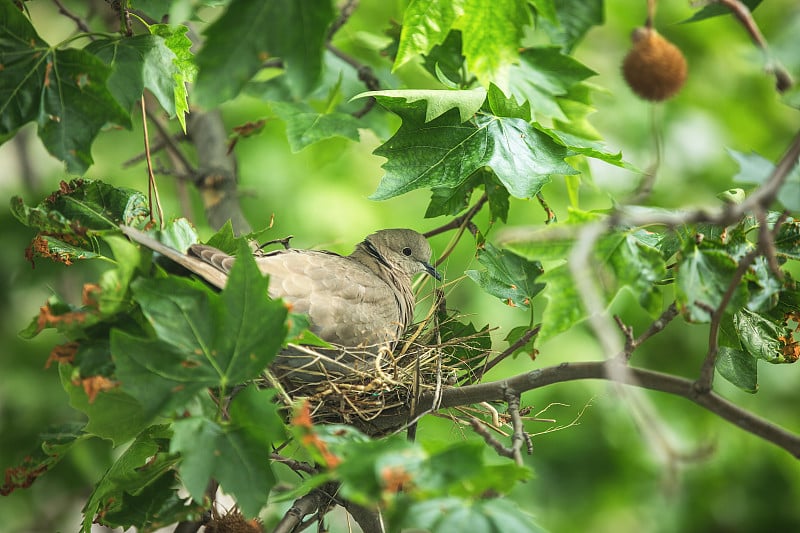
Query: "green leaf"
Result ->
[[675, 245, 748, 323], [194, 0, 335, 106], [83, 425, 178, 532], [425, 171, 482, 218], [0, 4, 130, 173], [437, 317, 493, 370], [171, 388, 282, 518], [115, 243, 287, 418], [605, 231, 666, 316], [150, 24, 195, 132], [538, 0, 604, 53], [85, 33, 182, 122], [355, 88, 486, 123], [466, 241, 545, 309], [111, 330, 218, 418], [0, 422, 87, 496], [370, 98, 574, 201], [775, 220, 800, 260], [394, 0, 465, 70], [59, 364, 147, 446], [422, 30, 467, 86], [11, 179, 150, 235], [507, 46, 596, 121], [734, 308, 787, 363], [484, 171, 511, 222], [394, 496, 544, 533], [99, 470, 201, 531], [538, 263, 584, 340], [271, 101, 361, 152], [452, 0, 531, 91], [215, 240, 289, 384], [716, 346, 758, 393]]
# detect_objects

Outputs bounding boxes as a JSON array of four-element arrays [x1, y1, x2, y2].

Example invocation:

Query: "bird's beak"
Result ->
[[423, 261, 442, 281]]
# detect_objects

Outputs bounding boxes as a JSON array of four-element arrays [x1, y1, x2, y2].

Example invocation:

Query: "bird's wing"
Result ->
[[256, 250, 404, 348]]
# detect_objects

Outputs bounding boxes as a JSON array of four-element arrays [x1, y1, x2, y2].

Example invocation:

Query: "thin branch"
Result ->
[[140, 96, 165, 228], [419, 361, 800, 458], [616, 302, 679, 362], [270, 453, 317, 475], [52, 0, 93, 35], [425, 193, 488, 240], [326, 43, 380, 117], [714, 0, 793, 92], [327, 0, 359, 40], [145, 108, 196, 175], [273, 491, 324, 533], [467, 325, 540, 384], [506, 391, 526, 465]]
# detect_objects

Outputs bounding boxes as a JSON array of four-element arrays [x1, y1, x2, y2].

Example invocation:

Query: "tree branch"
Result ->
[[714, 0, 793, 92], [419, 361, 800, 458]]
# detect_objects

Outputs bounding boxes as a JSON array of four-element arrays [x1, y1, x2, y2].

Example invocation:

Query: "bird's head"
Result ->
[[359, 229, 442, 281]]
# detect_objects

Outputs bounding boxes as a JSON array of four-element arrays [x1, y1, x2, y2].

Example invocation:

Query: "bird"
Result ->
[[120, 226, 441, 380]]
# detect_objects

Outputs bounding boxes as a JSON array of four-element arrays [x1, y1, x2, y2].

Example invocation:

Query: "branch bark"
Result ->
[[419, 361, 800, 458]]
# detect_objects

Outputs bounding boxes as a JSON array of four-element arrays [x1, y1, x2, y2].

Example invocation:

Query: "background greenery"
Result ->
[[1, 0, 799, 531]]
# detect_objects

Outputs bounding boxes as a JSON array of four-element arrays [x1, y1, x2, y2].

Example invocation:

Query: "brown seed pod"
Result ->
[[622, 27, 688, 101]]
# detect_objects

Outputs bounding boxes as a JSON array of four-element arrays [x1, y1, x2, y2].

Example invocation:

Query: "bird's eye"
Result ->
[[402, 247, 412, 256]]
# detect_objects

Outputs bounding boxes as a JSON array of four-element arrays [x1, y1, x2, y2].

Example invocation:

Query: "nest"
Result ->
[[263, 313, 494, 436]]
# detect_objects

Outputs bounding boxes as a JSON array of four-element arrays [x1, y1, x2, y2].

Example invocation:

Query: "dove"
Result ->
[[120, 226, 441, 380]]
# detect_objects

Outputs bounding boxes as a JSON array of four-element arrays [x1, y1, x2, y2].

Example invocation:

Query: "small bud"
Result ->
[[622, 27, 688, 101]]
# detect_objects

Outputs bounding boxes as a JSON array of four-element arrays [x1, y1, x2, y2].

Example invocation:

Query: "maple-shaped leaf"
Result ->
[[466, 241, 545, 309], [394, 0, 465, 70], [0, 4, 130, 173], [370, 97, 575, 200], [194, 0, 334, 107], [508, 46, 596, 121], [452, 0, 531, 91]]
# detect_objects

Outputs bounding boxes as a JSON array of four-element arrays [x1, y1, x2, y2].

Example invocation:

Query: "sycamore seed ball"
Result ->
[[622, 27, 688, 101]]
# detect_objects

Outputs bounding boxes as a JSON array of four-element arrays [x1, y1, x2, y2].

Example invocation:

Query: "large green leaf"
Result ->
[[85, 34, 178, 116], [716, 346, 758, 393], [60, 363, 147, 446], [683, 0, 762, 23], [113, 241, 287, 418], [11, 179, 149, 235], [194, 0, 334, 106], [0, 3, 130, 173], [394, 0, 465, 70], [452, 0, 531, 91], [508, 47, 596, 121], [171, 387, 283, 518], [82, 425, 179, 532], [538, 0, 604, 53], [370, 97, 574, 200]]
